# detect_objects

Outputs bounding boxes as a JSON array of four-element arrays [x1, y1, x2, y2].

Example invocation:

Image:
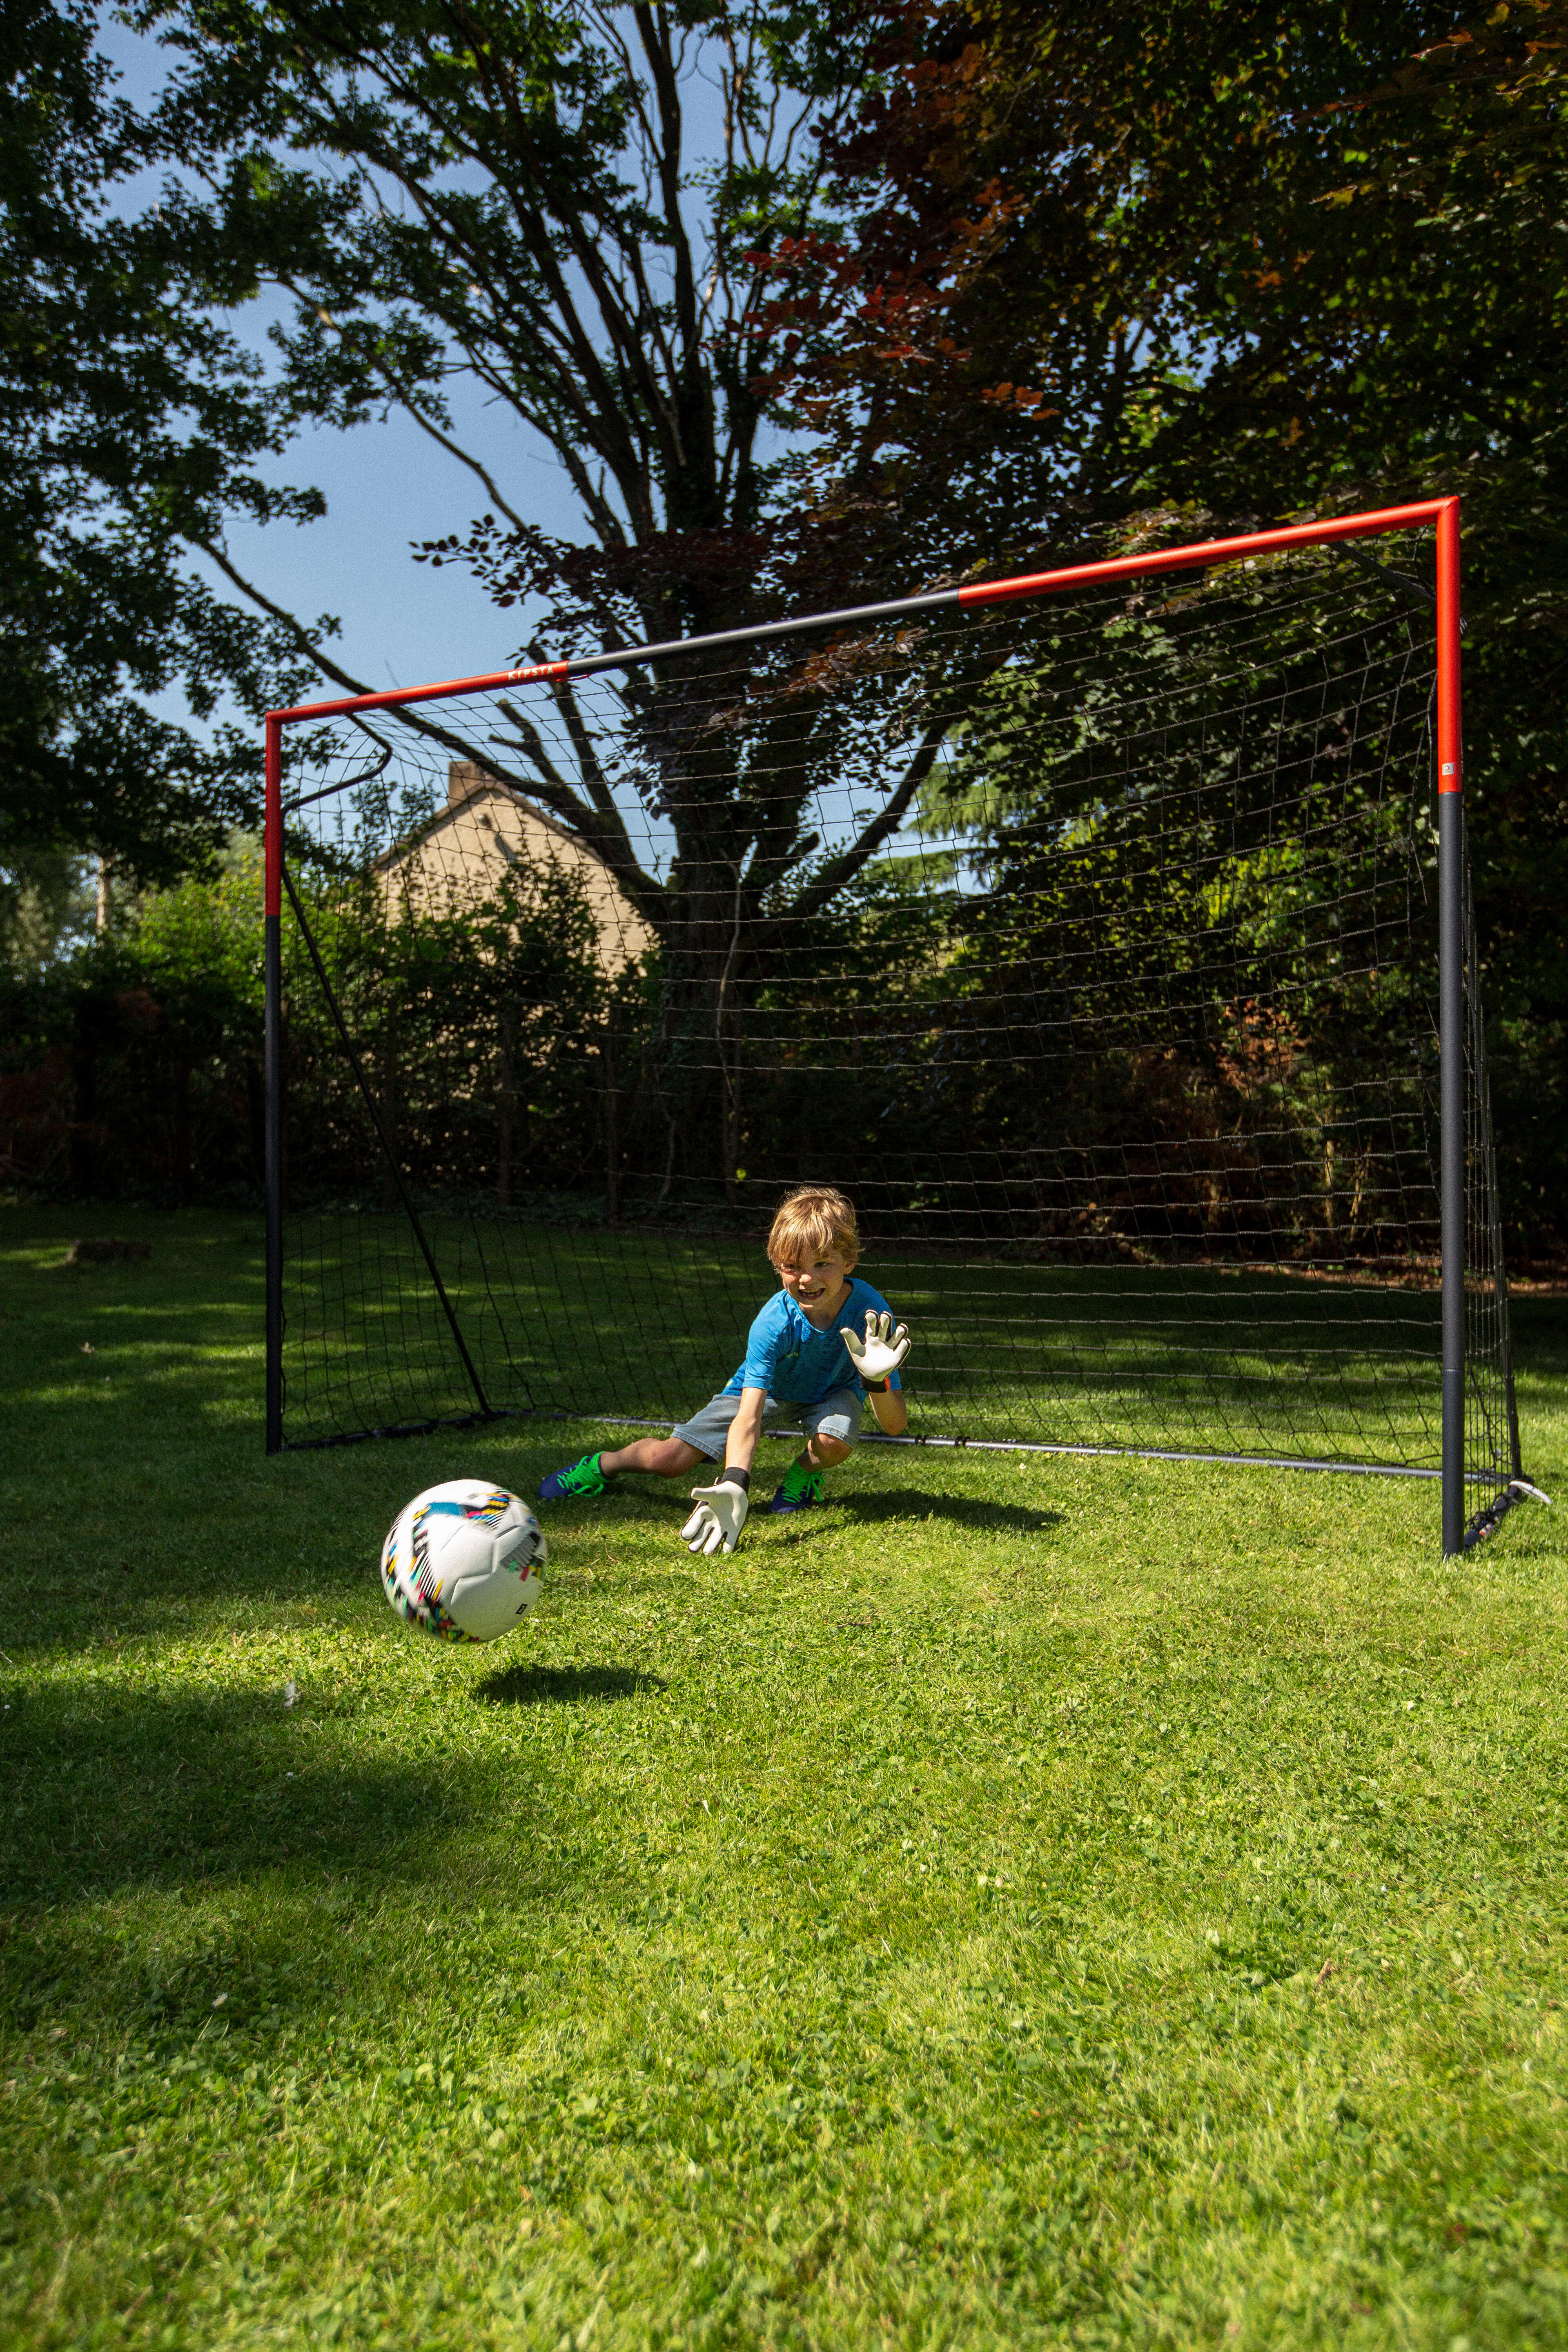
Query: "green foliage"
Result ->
[[791, 1, 1568, 568], [718, 554, 1457, 1261], [0, 841, 628, 1208], [9, 0, 1564, 1237], [129, 844, 267, 1005], [792, 0, 1568, 1254], [1, 1210, 1567, 2345], [0, 855, 264, 1203], [1, 0, 317, 883], [0, 847, 97, 975]]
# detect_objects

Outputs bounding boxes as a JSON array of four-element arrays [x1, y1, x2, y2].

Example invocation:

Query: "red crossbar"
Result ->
[[957, 498, 1452, 607]]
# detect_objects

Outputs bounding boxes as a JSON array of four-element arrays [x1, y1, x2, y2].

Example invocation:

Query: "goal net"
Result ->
[[263, 504, 1527, 1548]]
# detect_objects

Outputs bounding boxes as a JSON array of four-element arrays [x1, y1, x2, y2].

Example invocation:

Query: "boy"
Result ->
[[537, 1185, 911, 1556]]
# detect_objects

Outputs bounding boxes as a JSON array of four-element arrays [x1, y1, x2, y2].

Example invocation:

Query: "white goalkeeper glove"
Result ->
[[681, 1474, 750, 1556], [843, 1308, 911, 1388]]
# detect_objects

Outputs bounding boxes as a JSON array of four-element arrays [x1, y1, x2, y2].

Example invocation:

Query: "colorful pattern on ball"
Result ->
[[379, 1481, 544, 1645]]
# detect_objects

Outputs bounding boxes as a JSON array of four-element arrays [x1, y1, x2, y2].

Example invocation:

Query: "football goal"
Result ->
[[263, 497, 1540, 1553]]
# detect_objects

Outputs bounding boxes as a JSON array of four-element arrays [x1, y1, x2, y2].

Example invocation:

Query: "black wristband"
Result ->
[[720, 1466, 751, 1493]]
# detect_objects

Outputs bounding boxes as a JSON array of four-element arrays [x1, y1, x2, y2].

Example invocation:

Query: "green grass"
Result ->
[[3, 1203, 1568, 2351]]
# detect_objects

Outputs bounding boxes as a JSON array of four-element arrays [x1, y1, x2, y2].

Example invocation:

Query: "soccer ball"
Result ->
[[379, 1480, 545, 1644]]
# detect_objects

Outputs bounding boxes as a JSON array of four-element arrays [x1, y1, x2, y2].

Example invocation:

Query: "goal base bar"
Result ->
[[276, 1403, 1531, 1526]]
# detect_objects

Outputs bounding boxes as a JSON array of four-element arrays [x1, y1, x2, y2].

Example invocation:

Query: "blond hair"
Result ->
[[767, 1184, 859, 1267]]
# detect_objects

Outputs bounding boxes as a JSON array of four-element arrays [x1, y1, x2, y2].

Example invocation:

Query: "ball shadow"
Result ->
[[476, 1663, 668, 1708]]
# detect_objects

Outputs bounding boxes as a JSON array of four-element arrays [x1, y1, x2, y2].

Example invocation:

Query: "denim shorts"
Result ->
[[670, 1386, 864, 1462]]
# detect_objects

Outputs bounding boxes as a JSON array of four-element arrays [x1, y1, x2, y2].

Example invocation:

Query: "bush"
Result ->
[[0, 855, 264, 1203]]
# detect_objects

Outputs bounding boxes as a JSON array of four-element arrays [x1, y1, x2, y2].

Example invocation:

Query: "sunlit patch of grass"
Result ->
[[1, 1206, 1566, 2349]]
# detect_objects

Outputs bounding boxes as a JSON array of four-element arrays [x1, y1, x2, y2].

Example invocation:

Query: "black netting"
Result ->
[[268, 528, 1520, 1506], [1462, 842, 1521, 1502]]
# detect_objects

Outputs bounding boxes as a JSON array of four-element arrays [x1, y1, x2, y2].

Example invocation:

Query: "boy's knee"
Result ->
[[809, 1405, 858, 1461]]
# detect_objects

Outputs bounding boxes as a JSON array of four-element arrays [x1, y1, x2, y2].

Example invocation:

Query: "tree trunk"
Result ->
[[173, 1058, 192, 1206], [497, 1000, 518, 1208], [379, 1000, 399, 1214], [602, 1008, 621, 1223]]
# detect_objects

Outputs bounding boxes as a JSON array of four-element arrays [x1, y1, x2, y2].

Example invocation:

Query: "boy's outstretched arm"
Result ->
[[869, 1381, 909, 1439], [723, 1385, 768, 1480], [682, 1386, 766, 1556]]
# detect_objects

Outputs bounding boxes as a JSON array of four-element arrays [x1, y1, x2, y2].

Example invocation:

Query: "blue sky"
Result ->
[[214, 366, 584, 699]]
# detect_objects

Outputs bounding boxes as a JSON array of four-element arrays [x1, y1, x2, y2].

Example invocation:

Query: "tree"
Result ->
[[1, 0, 316, 920], [759, 0, 1568, 1252], [94, 0, 1567, 1226], [128, 0, 1004, 1186]]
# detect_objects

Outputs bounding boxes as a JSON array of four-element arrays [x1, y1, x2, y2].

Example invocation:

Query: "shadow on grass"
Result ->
[[849, 1488, 1065, 1536], [1512, 1295, 1568, 1385], [477, 1663, 667, 1708], [602, 1482, 1066, 1541], [0, 1676, 548, 1927]]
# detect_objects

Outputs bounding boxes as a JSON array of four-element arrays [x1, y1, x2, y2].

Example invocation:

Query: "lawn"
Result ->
[[3, 1204, 1568, 2351]]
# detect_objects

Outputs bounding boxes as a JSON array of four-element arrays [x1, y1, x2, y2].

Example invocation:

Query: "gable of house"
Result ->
[[375, 762, 653, 971]]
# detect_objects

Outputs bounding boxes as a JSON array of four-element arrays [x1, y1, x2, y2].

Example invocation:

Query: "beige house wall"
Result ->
[[374, 762, 653, 971]]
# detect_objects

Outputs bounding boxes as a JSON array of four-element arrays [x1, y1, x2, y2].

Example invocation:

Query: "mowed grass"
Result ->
[[3, 1206, 1568, 2352]]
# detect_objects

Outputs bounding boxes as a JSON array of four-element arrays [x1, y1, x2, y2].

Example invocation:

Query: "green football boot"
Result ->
[[538, 1452, 608, 1503], [766, 1459, 826, 1515]]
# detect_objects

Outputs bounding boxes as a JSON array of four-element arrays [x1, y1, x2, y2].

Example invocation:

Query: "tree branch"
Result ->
[[632, 2, 699, 359], [194, 536, 373, 699], [275, 278, 535, 537], [775, 708, 955, 931]]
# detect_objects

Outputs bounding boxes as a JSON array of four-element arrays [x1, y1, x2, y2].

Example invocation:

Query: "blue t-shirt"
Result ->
[[722, 1277, 904, 1405]]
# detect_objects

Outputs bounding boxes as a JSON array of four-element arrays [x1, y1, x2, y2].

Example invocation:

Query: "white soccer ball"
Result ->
[[379, 1479, 545, 1644]]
